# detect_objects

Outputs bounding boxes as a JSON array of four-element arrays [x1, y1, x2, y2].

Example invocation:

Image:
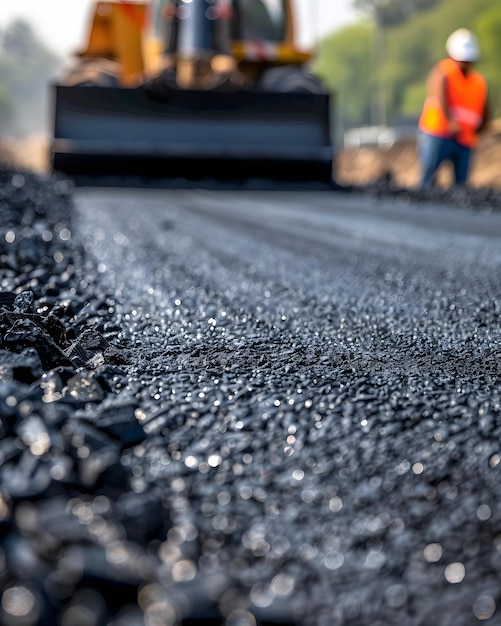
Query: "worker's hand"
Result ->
[[448, 119, 462, 135]]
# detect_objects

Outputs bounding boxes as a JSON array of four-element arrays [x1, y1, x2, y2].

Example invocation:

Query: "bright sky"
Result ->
[[0, 0, 359, 58]]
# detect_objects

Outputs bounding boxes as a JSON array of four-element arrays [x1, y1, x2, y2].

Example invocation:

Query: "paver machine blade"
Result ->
[[51, 0, 334, 183]]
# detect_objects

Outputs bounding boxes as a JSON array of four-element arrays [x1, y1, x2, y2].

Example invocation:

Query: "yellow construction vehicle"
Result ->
[[51, 0, 333, 182]]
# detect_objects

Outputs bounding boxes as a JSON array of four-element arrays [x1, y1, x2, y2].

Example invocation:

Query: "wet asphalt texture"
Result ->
[[1, 167, 501, 626]]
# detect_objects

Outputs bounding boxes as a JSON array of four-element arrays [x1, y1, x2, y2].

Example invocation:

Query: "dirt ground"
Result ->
[[1, 124, 500, 189], [0, 135, 50, 175], [336, 120, 501, 190]]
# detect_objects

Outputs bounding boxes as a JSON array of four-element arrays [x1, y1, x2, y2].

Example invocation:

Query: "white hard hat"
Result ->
[[446, 28, 480, 62]]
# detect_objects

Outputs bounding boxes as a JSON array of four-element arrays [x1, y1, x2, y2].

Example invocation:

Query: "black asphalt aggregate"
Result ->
[[1, 173, 501, 626]]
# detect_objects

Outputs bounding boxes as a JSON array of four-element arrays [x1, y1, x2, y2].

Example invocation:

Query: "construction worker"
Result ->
[[418, 29, 489, 188]]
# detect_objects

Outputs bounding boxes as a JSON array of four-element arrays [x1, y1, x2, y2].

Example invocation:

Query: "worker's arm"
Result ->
[[427, 66, 462, 135], [477, 97, 490, 133]]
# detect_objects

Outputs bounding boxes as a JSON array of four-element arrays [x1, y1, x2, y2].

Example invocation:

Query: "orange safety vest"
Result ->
[[418, 58, 487, 147]]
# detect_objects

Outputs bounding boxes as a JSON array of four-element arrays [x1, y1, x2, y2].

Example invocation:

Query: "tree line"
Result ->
[[313, 0, 501, 137], [1, 2, 499, 141], [0, 20, 62, 136]]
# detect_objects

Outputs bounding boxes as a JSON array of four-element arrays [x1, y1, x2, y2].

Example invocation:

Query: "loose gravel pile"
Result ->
[[1, 166, 501, 626], [357, 173, 501, 212], [0, 168, 148, 626]]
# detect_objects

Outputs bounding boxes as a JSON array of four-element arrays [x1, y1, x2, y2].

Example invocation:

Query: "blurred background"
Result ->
[[0, 0, 499, 185], [0, 0, 355, 140]]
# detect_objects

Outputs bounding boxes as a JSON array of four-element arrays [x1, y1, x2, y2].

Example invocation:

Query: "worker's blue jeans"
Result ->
[[418, 131, 472, 188]]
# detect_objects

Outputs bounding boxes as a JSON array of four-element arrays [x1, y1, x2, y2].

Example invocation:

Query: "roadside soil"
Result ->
[[0, 134, 50, 175], [1, 123, 501, 189], [336, 120, 501, 190]]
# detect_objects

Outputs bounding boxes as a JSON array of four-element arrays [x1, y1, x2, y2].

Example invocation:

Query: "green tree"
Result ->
[[381, 0, 501, 120], [475, 5, 501, 116], [0, 85, 14, 134], [314, 0, 501, 131], [313, 23, 374, 137], [353, 0, 440, 27], [352, 0, 442, 124], [0, 20, 62, 136]]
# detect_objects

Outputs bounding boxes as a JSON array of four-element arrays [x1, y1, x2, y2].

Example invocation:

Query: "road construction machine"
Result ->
[[51, 0, 333, 182]]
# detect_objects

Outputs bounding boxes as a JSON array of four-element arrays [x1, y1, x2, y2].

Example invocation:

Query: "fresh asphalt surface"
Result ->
[[74, 188, 501, 625]]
